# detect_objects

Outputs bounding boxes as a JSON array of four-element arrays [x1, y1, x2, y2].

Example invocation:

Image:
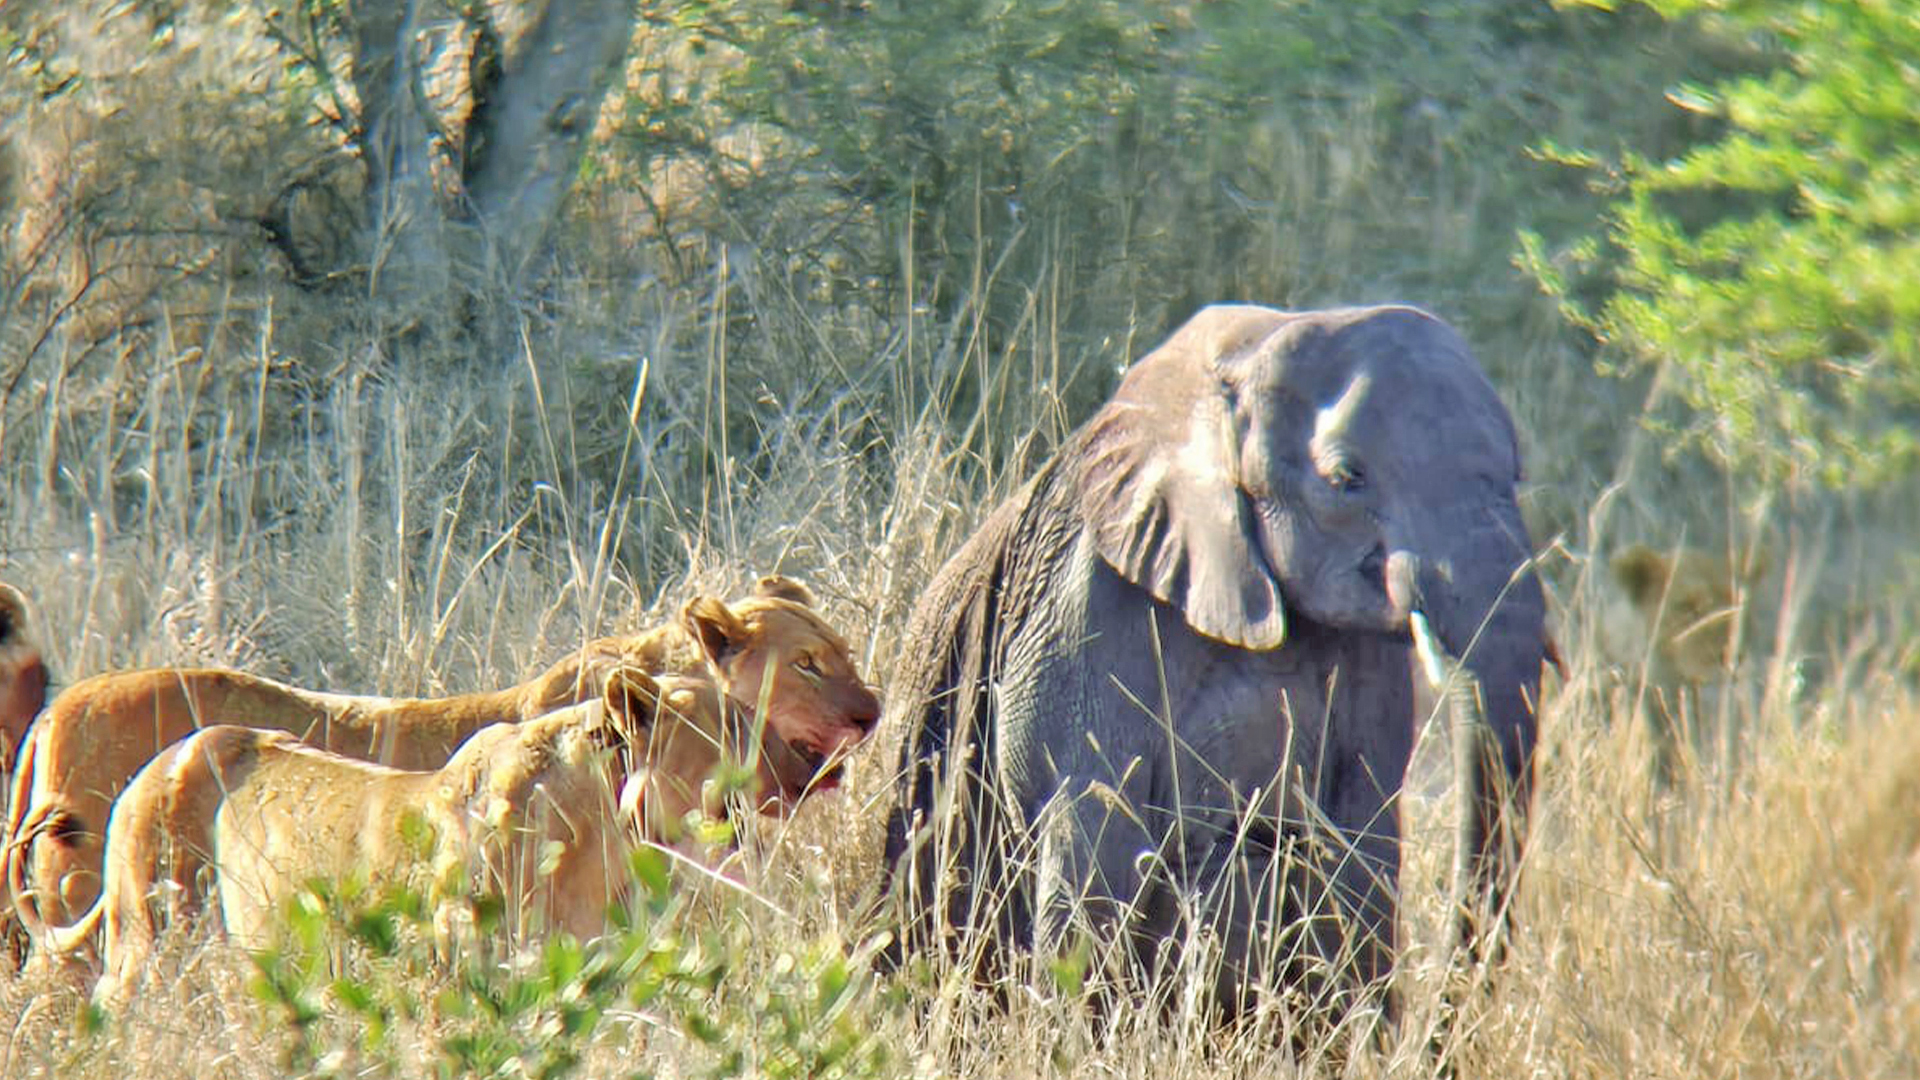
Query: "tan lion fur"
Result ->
[[49, 667, 809, 1002], [4, 575, 877, 950], [1607, 544, 1748, 686], [0, 583, 49, 764], [0, 582, 50, 960], [1602, 543, 1757, 783]]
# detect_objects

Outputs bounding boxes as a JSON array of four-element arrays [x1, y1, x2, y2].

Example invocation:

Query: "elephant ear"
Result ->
[[1077, 305, 1292, 650]]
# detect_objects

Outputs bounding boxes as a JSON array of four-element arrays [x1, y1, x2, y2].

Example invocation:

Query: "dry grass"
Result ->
[[2, 5, 1916, 1074], [0, 298, 1914, 1076]]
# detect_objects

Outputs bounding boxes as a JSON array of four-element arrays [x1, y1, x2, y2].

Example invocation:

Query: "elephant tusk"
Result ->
[[1410, 610, 1453, 693]]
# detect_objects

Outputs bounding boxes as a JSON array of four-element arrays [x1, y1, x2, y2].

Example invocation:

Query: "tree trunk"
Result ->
[[350, 0, 450, 313], [347, 0, 636, 326], [461, 0, 634, 288]]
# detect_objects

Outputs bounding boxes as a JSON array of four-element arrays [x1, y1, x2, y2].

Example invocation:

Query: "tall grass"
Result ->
[[3, 261, 1915, 1076], [3, 4, 1917, 1076]]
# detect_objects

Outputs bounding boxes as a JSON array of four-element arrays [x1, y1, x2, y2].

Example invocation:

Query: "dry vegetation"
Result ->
[[3, 2, 1917, 1077]]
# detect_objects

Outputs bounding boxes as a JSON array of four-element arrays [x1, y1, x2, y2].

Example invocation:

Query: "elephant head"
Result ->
[[1074, 303, 1548, 943]]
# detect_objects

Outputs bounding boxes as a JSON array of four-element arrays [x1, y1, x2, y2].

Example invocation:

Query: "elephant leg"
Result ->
[[1157, 779, 1401, 1019], [1315, 795, 1401, 994], [1314, 640, 1412, 997], [940, 759, 1031, 971], [883, 733, 1021, 977], [1028, 781, 1165, 993], [1169, 805, 1383, 1020]]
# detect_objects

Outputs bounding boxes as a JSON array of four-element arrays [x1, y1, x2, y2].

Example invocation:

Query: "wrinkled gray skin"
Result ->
[[881, 304, 1547, 1014]]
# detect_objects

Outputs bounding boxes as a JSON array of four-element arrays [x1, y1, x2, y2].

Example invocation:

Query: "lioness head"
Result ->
[[679, 578, 879, 794], [0, 582, 49, 759], [511, 577, 874, 802], [608, 667, 822, 838], [1608, 544, 1748, 684]]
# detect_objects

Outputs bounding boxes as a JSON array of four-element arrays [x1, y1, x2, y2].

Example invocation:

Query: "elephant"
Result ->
[[879, 304, 1548, 1016]]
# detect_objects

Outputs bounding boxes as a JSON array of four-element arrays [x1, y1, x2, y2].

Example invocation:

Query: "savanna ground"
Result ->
[[2, 2, 1917, 1076]]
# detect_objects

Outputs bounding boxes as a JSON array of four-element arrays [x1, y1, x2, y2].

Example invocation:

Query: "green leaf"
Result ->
[[630, 845, 673, 909]]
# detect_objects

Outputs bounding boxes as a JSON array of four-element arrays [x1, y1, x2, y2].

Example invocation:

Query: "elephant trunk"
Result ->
[[1402, 519, 1545, 960]]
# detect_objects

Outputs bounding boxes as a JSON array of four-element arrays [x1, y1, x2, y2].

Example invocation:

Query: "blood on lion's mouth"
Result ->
[[790, 743, 845, 792], [756, 726, 849, 810]]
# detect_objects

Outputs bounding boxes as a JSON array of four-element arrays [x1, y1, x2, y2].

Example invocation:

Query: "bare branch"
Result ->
[[253, 0, 357, 143]]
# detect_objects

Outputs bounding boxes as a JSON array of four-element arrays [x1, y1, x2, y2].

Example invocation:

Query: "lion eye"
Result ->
[[793, 655, 823, 679]]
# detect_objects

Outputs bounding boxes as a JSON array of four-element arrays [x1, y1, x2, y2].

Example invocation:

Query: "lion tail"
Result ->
[[4, 795, 71, 945], [2, 724, 45, 935], [37, 885, 104, 959]]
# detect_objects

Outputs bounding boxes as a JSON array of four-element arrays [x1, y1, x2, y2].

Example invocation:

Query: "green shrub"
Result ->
[[1529, 0, 1920, 490], [242, 849, 892, 1077]]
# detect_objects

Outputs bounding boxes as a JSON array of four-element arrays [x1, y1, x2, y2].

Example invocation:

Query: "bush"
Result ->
[[1528, 0, 1920, 490], [239, 849, 892, 1078]]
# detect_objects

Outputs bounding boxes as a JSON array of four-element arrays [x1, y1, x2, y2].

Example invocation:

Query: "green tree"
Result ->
[[1535, 0, 1920, 489]]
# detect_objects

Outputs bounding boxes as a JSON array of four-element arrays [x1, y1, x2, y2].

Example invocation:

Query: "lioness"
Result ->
[[1607, 544, 1749, 685], [0, 582, 49, 762], [52, 666, 814, 1002], [1604, 543, 1754, 783], [655, 576, 880, 775], [6, 576, 878, 945]]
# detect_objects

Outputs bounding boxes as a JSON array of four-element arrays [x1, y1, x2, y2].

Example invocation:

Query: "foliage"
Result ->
[[5, 0, 1731, 538], [243, 848, 892, 1078], [590, 1, 1733, 501], [1528, 0, 1920, 489]]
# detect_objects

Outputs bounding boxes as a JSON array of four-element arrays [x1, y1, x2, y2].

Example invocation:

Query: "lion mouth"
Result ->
[[790, 743, 845, 790], [756, 728, 847, 811]]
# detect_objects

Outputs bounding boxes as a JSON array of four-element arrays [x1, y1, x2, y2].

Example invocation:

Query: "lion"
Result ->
[[0, 582, 50, 764], [1602, 543, 1754, 783], [50, 666, 818, 1003], [5, 575, 879, 949], [655, 575, 880, 776], [1607, 544, 1747, 686]]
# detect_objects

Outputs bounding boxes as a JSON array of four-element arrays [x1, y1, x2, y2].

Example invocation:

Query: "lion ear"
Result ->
[[1077, 306, 1290, 650], [1609, 545, 1670, 611], [682, 596, 750, 666], [752, 574, 816, 607], [602, 666, 662, 742], [0, 582, 29, 645]]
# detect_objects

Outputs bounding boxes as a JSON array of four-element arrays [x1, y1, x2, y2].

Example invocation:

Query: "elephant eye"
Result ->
[[1326, 461, 1368, 493]]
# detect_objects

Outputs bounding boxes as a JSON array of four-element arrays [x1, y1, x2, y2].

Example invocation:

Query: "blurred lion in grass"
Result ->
[[1601, 543, 1758, 784]]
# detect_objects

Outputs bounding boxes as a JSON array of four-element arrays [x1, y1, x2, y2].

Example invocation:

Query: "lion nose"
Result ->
[[851, 687, 881, 735]]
